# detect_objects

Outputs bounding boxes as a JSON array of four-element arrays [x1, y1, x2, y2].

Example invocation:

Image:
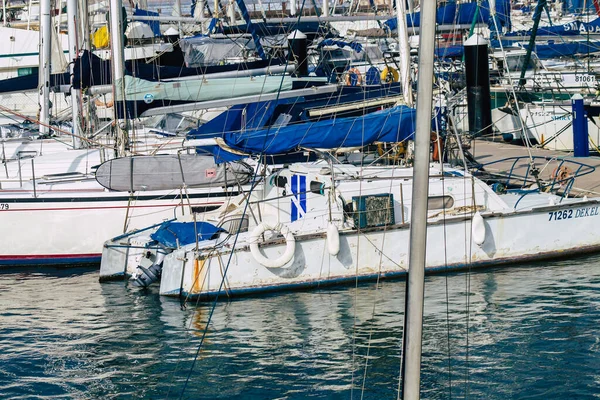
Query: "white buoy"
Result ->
[[327, 223, 340, 256], [472, 211, 486, 246]]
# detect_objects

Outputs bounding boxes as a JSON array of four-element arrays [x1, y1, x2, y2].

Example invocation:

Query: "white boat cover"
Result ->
[[115, 75, 293, 103], [95, 154, 253, 191]]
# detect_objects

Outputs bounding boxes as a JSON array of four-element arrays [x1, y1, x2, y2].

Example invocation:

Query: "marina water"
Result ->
[[1, 255, 600, 399]]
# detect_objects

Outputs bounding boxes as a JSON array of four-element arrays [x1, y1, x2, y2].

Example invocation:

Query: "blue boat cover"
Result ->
[[221, 21, 324, 37], [385, 0, 510, 29], [435, 45, 464, 59], [565, 0, 595, 13], [534, 40, 600, 58], [317, 39, 363, 53], [151, 221, 224, 248], [0, 71, 70, 94], [222, 105, 416, 155], [505, 18, 600, 38], [71, 50, 281, 90], [186, 83, 403, 141], [133, 7, 161, 36]]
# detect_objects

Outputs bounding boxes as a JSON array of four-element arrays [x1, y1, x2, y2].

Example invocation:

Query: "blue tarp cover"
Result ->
[[435, 45, 464, 58], [490, 39, 600, 59], [133, 7, 161, 36], [318, 39, 363, 53], [505, 18, 600, 37], [223, 105, 416, 155], [151, 221, 223, 248], [565, 0, 596, 13], [384, 0, 509, 29]]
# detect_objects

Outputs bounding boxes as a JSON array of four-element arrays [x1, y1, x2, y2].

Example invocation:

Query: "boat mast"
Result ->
[[401, 0, 436, 395], [39, 0, 51, 137], [395, 0, 413, 106], [234, 0, 267, 60], [79, 0, 90, 51], [109, 0, 129, 156], [518, 0, 546, 87], [67, 0, 83, 148]]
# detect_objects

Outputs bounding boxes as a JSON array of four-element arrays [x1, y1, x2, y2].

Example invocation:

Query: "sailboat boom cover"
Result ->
[[223, 105, 416, 154]]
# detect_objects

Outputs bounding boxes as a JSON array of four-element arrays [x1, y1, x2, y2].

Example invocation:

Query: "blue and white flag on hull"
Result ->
[[290, 175, 307, 222]]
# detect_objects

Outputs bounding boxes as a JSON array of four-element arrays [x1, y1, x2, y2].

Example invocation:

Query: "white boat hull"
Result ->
[[159, 198, 600, 298], [492, 103, 600, 151], [0, 189, 235, 266]]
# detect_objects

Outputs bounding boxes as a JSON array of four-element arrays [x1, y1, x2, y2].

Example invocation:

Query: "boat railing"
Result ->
[[476, 155, 595, 201]]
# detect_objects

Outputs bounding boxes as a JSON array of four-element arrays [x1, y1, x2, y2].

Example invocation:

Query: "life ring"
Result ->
[[551, 165, 573, 186], [345, 68, 362, 86], [248, 221, 296, 268], [380, 66, 399, 83]]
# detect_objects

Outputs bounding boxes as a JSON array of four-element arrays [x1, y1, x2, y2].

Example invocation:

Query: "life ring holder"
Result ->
[[248, 222, 296, 268], [345, 68, 362, 86]]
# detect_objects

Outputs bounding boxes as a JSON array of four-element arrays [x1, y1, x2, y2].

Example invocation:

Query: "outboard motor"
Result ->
[[131, 246, 169, 288]]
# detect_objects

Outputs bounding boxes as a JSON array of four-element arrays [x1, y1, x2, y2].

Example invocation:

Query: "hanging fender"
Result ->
[[249, 222, 296, 268], [327, 223, 340, 256], [472, 211, 486, 246]]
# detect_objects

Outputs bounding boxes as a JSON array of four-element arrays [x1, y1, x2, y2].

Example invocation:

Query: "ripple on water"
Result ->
[[1, 260, 600, 398]]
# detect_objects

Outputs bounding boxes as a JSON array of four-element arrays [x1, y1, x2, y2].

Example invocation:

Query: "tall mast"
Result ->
[[395, 0, 413, 107], [401, 0, 436, 395], [109, 0, 128, 156], [79, 0, 90, 51], [39, 0, 51, 137], [67, 0, 83, 148], [518, 0, 546, 86]]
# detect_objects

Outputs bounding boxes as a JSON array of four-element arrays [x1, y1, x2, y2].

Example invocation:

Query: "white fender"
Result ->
[[472, 211, 486, 246], [327, 223, 340, 256], [249, 222, 296, 268]]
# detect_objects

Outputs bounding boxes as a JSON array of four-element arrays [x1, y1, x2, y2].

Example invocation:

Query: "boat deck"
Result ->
[[468, 139, 600, 196]]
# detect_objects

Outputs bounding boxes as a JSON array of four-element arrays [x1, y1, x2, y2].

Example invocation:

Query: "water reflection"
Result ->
[[1, 257, 600, 399]]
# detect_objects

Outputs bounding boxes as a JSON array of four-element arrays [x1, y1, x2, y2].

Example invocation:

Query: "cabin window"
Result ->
[[427, 195, 454, 210], [18, 67, 36, 76]]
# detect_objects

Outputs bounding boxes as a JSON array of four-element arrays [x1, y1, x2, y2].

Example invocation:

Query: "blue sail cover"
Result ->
[[317, 39, 363, 53], [532, 40, 600, 58], [187, 99, 290, 139], [504, 18, 600, 37], [70, 50, 281, 90], [384, 0, 509, 29], [221, 21, 324, 36], [186, 83, 403, 140], [565, 0, 596, 13], [222, 106, 416, 155], [435, 45, 464, 59]]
